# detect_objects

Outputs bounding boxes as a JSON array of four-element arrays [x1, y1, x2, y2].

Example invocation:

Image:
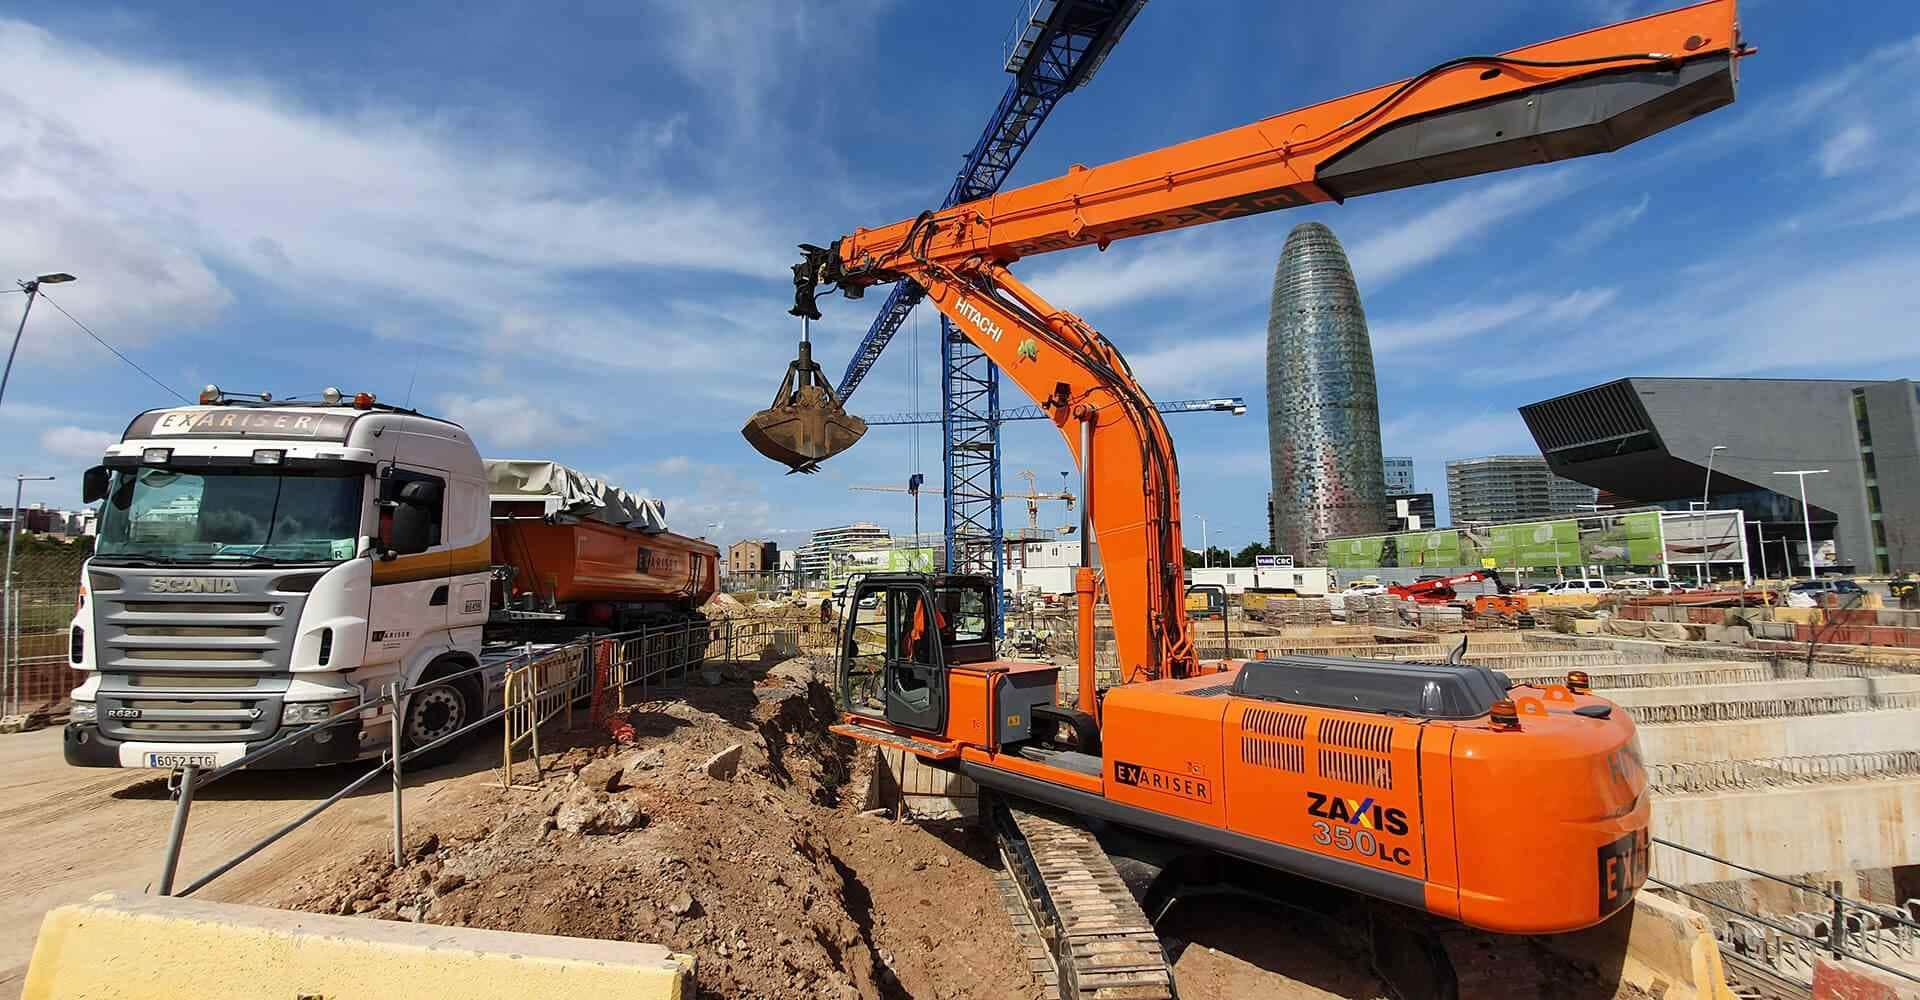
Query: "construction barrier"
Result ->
[[500, 644, 587, 787], [23, 891, 694, 1000]]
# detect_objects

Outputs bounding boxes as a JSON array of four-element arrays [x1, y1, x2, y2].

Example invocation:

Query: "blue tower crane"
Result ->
[[834, 0, 1149, 637]]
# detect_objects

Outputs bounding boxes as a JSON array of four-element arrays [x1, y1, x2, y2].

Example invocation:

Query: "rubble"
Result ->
[[704, 743, 744, 780], [270, 679, 1034, 1000]]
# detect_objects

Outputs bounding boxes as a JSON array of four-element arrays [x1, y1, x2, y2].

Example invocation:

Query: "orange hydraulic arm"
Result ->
[[778, 1, 1747, 691]]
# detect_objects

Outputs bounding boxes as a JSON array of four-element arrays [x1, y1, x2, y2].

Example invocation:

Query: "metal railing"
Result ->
[[1, 585, 82, 717], [1649, 836, 1920, 987], [151, 617, 753, 898]]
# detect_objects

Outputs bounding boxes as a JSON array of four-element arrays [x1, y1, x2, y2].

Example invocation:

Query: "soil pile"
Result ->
[[271, 676, 1034, 1000]]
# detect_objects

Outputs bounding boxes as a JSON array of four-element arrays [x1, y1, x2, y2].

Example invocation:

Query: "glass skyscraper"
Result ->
[[1266, 222, 1387, 562]]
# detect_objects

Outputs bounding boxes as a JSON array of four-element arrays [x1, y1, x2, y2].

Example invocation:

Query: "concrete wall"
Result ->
[[1607, 674, 1920, 709], [1652, 778, 1920, 884], [1864, 380, 1920, 573], [1639, 710, 1920, 764]]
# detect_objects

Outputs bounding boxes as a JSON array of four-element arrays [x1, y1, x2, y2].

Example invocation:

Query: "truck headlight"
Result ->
[[282, 699, 358, 726], [71, 702, 98, 723]]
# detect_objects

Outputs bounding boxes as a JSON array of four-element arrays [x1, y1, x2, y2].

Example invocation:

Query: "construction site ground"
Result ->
[[5, 648, 1662, 999]]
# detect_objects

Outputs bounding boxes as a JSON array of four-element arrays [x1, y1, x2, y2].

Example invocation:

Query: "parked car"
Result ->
[[1544, 578, 1613, 595], [1615, 577, 1681, 594], [1789, 578, 1866, 597], [1343, 584, 1389, 596]]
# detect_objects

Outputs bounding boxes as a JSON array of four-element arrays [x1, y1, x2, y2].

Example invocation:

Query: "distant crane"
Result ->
[[851, 467, 1078, 536]]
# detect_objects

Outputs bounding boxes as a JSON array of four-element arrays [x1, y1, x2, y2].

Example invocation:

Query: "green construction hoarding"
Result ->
[[1328, 512, 1667, 571]]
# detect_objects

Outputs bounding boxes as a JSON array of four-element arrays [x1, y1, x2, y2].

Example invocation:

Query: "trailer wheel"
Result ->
[[402, 666, 474, 767]]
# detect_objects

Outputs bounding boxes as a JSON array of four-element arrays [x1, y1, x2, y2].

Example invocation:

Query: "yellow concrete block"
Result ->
[[1545, 891, 1735, 1000], [25, 891, 694, 1000]]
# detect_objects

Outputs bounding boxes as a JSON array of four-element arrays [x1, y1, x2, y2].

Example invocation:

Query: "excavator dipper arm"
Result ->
[[910, 261, 1196, 686]]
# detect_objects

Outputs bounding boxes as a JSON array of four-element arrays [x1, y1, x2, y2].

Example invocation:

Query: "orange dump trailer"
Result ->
[[491, 515, 717, 609], [485, 460, 718, 629]]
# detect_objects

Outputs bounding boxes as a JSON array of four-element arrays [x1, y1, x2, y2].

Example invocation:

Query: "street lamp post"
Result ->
[[4, 474, 57, 716], [1, 274, 76, 411], [1771, 470, 1828, 579], [1697, 445, 1726, 588], [1199, 515, 1210, 568], [1754, 521, 1768, 580]]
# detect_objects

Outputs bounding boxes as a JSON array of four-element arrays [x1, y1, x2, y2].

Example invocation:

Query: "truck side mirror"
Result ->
[[388, 503, 432, 556], [82, 466, 110, 504]]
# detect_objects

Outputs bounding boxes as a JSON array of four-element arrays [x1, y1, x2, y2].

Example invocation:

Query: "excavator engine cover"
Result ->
[[742, 340, 867, 472]]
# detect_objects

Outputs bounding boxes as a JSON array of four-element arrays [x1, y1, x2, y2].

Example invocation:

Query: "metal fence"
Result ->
[[152, 616, 768, 899], [1, 585, 83, 717], [1649, 837, 1920, 990]]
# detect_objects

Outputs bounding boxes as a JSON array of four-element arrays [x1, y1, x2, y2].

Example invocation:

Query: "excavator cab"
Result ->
[[837, 574, 996, 733]]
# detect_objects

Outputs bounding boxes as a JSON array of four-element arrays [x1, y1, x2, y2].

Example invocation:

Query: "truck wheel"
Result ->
[[401, 677, 472, 767]]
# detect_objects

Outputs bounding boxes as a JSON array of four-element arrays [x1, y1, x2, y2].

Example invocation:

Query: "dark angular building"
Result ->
[[1266, 222, 1388, 563], [1521, 377, 1920, 574]]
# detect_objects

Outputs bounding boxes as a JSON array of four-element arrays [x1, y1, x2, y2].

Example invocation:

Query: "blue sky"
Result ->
[[1, 0, 1916, 555]]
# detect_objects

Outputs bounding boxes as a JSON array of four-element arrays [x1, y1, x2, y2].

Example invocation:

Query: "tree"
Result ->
[[1182, 546, 1232, 569], [1234, 541, 1276, 566]]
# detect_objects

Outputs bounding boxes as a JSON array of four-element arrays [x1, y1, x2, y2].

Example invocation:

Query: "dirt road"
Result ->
[[0, 726, 499, 998]]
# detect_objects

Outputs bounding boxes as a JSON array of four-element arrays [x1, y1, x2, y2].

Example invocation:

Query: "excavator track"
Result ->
[[991, 798, 1177, 1000]]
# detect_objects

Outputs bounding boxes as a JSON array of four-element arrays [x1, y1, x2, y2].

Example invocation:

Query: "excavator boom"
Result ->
[[809, 0, 1742, 295]]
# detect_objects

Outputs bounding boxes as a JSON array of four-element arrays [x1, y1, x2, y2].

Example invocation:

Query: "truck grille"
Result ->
[[87, 567, 314, 743]]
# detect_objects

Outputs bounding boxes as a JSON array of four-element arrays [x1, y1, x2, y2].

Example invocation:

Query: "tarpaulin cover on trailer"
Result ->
[[484, 460, 669, 532]]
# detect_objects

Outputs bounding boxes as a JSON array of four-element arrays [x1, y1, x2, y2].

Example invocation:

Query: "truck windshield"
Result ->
[[94, 467, 363, 565]]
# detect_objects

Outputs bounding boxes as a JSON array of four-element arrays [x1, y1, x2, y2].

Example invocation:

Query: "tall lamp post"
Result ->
[[1, 274, 77, 411], [1697, 445, 1726, 588], [1771, 469, 1828, 579], [4, 474, 57, 716]]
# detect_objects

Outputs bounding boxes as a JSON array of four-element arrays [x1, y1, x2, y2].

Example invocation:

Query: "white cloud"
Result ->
[[1697, 252, 1920, 374], [434, 393, 593, 452], [1817, 124, 1875, 177], [1346, 172, 1576, 290], [0, 19, 802, 379], [1382, 411, 1534, 462], [38, 425, 116, 460], [1560, 194, 1649, 252], [1371, 287, 1616, 353], [1126, 332, 1264, 395], [1020, 232, 1268, 312]]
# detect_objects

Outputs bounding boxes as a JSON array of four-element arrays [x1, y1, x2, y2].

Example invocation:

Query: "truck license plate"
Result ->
[[146, 752, 220, 769]]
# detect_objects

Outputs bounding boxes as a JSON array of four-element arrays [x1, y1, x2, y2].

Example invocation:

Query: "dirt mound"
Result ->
[[271, 679, 1033, 1000]]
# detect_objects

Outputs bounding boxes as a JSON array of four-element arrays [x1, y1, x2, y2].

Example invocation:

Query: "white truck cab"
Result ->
[[65, 389, 494, 770]]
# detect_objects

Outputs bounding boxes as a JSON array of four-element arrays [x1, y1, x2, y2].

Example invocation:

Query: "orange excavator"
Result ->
[[744, 3, 1748, 992]]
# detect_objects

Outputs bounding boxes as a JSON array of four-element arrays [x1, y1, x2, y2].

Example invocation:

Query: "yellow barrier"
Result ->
[[25, 891, 694, 1000], [501, 645, 586, 787]]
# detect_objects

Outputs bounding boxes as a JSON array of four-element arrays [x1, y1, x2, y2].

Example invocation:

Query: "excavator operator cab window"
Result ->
[[837, 578, 946, 733], [934, 578, 995, 665]]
